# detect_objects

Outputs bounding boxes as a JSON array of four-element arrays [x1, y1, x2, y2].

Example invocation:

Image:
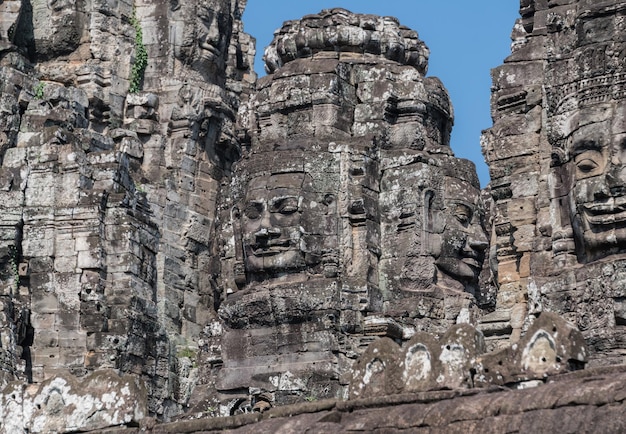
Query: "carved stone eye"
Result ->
[[272, 198, 299, 215], [573, 148, 604, 178], [244, 203, 263, 219], [453, 204, 472, 226], [278, 204, 298, 214], [576, 158, 598, 173]]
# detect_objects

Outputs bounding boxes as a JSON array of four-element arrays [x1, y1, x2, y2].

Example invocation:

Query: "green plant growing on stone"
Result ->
[[34, 82, 45, 99], [8, 245, 19, 291], [177, 347, 196, 358], [129, 9, 148, 93], [177, 347, 198, 367]]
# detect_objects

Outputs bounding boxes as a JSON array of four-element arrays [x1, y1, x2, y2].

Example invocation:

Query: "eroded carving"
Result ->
[[172, 0, 233, 82], [349, 313, 586, 396], [263, 8, 429, 74]]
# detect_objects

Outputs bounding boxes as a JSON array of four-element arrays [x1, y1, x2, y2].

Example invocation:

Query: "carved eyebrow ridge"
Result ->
[[269, 195, 299, 207], [571, 139, 603, 155]]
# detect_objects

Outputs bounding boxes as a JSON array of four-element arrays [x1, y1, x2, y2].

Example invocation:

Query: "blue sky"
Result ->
[[242, 1, 520, 187]]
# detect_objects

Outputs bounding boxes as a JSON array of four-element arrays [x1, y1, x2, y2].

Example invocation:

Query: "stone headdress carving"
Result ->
[[263, 8, 430, 74], [545, 4, 626, 153]]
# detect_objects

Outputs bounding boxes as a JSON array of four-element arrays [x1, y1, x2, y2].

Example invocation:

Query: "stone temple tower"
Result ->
[[211, 8, 489, 411]]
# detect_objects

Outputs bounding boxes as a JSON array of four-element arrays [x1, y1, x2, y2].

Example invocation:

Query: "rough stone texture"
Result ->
[[481, 0, 626, 367], [1, 370, 146, 433], [116, 365, 626, 433], [0, 0, 255, 426], [474, 311, 587, 386], [349, 312, 587, 396], [348, 325, 486, 398], [0, 0, 626, 432], [208, 8, 491, 413]]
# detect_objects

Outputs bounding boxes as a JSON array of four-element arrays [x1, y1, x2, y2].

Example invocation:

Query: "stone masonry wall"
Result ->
[[482, 0, 626, 367], [0, 0, 255, 426], [1, 1, 626, 432]]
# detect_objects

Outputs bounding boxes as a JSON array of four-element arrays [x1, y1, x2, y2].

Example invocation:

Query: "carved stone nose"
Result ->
[[469, 239, 488, 253], [468, 232, 488, 252], [255, 227, 280, 240], [605, 170, 626, 195], [205, 20, 220, 44], [593, 180, 611, 199]]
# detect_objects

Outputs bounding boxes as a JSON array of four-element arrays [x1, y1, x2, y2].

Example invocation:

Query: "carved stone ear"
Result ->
[[231, 206, 246, 287], [552, 228, 575, 258], [550, 147, 568, 167], [234, 261, 246, 287], [322, 250, 339, 278]]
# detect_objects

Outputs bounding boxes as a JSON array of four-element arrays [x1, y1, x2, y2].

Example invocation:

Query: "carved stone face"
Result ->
[[196, 0, 230, 66], [435, 177, 488, 285], [240, 173, 310, 274], [26, 0, 81, 59], [567, 102, 626, 260], [173, 0, 231, 78]]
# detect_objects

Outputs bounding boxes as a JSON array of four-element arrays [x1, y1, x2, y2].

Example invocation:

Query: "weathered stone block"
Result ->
[[77, 250, 102, 269], [54, 256, 76, 273]]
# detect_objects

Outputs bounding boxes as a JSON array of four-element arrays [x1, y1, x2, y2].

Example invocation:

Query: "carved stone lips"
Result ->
[[461, 257, 481, 269], [461, 250, 482, 269], [199, 42, 220, 58], [249, 240, 292, 256], [583, 198, 626, 224]]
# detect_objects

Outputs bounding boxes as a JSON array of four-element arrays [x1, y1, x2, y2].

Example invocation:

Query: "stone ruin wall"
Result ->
[[482, 0, 626, 366], [0, 0, 256, 424], [0, 0, 624, 432]]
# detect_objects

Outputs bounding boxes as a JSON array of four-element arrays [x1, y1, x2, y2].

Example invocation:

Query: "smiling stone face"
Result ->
[[240, 172, 313, 275], [196, 0, 231, 66], [172, 0, 232, 81], [565, 102, 626, 261]]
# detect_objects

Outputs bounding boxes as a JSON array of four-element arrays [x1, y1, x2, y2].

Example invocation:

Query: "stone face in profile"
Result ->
[[379, 155, 488, 331], [435, 173, 488, 291]]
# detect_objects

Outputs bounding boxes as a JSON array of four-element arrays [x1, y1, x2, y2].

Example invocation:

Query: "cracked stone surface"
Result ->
[[0, 1, 625, 432]]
